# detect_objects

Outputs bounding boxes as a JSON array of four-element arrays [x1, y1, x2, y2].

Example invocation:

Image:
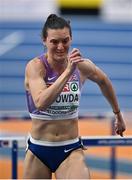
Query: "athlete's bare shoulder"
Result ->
[[25, 57, 46, 90], [77, 58, 96, 78], [25, 57, 46, 77], [26, 57, 43, 71], [78, 58, 108, 84]]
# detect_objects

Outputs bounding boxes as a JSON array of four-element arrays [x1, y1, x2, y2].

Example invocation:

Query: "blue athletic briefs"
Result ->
[[27, 136, 83, 172]]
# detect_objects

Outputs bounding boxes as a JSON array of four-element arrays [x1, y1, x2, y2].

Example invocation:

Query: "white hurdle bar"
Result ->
[[0, 135, 132, 179], [82, 135, 132, 146]]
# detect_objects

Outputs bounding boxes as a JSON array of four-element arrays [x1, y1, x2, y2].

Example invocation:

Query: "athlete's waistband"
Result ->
[[28, 134, 79, 147], [29, 111, 78, 120]]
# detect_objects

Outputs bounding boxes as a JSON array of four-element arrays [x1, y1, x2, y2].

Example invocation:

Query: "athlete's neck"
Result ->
[[46, 54, 68, 75]]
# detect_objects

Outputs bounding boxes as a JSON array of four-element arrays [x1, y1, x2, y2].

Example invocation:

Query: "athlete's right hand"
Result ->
[[67, 48, 83, 73]]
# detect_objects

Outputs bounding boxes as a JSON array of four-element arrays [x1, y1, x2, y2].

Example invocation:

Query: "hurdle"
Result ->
[[0, 136, 26, 179], [0, 135, 132, 179]]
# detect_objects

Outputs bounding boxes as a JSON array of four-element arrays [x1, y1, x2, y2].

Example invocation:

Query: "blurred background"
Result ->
[[0, 0, 132, 179]]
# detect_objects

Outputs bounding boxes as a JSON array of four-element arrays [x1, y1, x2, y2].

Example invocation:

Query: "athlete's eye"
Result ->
[[62, 39, 69, 44], [51, 39, 59, 45], [62, 38, 69, 44]]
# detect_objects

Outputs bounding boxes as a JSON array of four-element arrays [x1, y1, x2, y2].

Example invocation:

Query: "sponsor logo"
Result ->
[[48, 76, 56, 81], [64, 147, 75, 153], [70, 82, 78, 92]]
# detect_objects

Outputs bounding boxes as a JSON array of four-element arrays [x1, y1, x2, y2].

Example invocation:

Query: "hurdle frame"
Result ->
[[0, 136, 26, 179]]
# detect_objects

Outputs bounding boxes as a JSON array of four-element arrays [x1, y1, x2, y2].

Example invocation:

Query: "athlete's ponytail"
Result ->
[[42, 14, 72, 39]]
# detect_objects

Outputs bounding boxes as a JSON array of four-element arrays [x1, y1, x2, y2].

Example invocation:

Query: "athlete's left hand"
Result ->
[[114, 112, 126, 137], [67, 48, 84, 73]]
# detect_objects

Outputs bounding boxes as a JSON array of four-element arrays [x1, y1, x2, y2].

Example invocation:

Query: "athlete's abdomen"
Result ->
[[30, 118, 79, 141]]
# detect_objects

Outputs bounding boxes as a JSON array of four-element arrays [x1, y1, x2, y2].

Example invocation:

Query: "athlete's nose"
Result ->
[[57, 42, 64, 50]]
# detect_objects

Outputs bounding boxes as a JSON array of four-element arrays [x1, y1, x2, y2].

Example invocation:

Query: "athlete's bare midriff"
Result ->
[[30, 118, 79, 141]]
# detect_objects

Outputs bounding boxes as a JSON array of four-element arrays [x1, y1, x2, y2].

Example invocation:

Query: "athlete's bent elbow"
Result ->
[[97, 75, 107, 86]]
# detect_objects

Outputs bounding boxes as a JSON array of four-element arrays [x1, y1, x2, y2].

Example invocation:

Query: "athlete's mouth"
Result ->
[[56, 51, 65, 56]]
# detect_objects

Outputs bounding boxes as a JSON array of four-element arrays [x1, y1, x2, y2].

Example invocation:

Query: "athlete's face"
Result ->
[[44, 27, 72, 63]]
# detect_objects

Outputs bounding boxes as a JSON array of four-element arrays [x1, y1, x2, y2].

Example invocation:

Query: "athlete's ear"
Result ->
[[43, 43, 47, 51], [42, 36, 47, 43], [42, 38, 45, 43], [42, 37, 46, 45], [42, 41, 45, 46]]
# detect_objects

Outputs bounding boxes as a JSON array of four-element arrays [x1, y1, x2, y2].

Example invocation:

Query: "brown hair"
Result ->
[[42, 14, 72, 39]]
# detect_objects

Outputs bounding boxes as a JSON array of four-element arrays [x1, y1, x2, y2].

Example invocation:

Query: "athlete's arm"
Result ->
[[78, 59, 126, 136], [25, 50, 82, 110]]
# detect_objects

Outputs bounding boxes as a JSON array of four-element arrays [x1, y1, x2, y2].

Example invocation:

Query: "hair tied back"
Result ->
[[47, 14, 58, 21]]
